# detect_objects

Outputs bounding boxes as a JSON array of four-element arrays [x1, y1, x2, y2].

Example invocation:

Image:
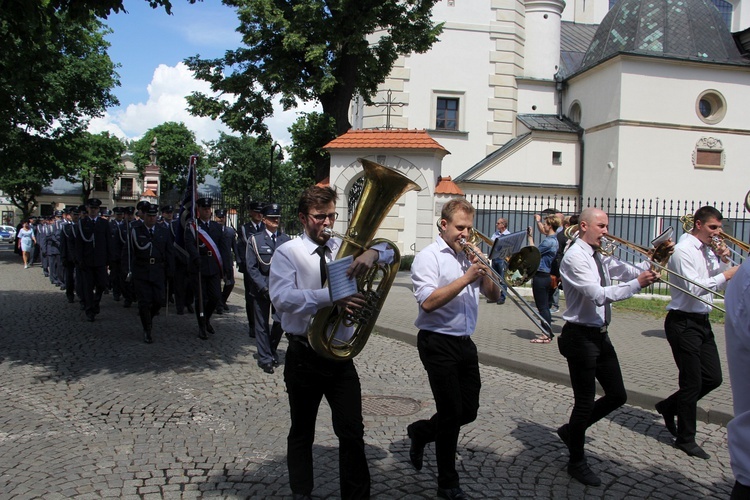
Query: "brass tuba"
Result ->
[[307, 158, 421, 361]]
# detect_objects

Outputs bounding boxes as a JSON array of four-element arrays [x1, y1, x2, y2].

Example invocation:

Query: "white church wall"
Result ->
[[565, 61, 624, 129], [517, 79, 558, 114], [560, 0, 610, 24], [579, 126, 620, 200]]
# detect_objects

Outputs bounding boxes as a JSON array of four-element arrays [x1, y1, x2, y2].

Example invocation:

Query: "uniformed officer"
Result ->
[[109, 207, 125, 301], [185, 198, 231, 339], [130, 203, 175, 344], [160, 205, 176, 307], [38, 217, 49, 276], [75, 198, 112, 322], [114, 207, 138, 308], [61, 207, 80, 303], [214, 208, 239, 315], [245, 203, 290, 373], [170, 209, 194, 315], [237, 201, 265, 337]]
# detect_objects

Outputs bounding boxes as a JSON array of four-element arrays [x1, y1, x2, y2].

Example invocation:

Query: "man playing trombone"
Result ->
[[407, 198, 500, 500], [655, 206, 737, 460], [557, 207, 661, 486]]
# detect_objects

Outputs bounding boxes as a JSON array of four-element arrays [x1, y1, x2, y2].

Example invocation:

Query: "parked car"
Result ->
[[0, 227, 13, 244]]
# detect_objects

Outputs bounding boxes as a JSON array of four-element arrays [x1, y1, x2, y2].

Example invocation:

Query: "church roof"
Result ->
[[560, 22, 600, 77], [323, 129, 448, 152], [435, 176, 463, 195], [517, 114, 582, 133], [577, 0, 749, 74]]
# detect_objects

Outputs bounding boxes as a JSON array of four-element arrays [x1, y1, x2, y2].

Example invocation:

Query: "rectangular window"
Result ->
[[94, 176, 107, 192], [120, 178, 134, 196], [436, 97, 459, 131], [552, 151, 562, 165]]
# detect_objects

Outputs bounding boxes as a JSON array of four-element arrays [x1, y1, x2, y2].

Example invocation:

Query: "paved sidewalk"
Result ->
[[0, 247, 737, 498]]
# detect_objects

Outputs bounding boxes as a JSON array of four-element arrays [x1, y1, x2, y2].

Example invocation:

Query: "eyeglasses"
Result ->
[[307, 212, 338, 222]]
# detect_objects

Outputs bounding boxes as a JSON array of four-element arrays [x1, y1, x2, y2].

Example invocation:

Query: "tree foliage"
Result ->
[[288, 112, 336, 182], [66, 132, 127, 203], [130, 122, 205, 196], [204, 133, 314, 202], [185, 0, 442, 181]]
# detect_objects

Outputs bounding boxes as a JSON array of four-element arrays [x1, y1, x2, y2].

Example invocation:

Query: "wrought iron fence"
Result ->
[[467, 194, 749, 294]]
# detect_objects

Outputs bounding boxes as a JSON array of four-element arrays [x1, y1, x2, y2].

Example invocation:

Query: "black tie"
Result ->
[[315, 245, 327, 287], [593, 252, 612, 325], [271, 233, 276, 245], [149, 227, 154, 238]]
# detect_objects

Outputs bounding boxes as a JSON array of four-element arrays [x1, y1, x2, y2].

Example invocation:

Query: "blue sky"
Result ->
[[91, 0, 316, 146]]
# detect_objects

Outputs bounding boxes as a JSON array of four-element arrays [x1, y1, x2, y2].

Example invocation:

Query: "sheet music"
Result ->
[[327, 255, 358, 302]]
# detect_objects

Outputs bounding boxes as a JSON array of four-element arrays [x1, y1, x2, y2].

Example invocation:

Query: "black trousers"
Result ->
[[173, 261, 193, 313], [193, 273, 221, 324], [410, 330, 481, 489], [284, 339, 370, 499], [558, 323, 627, 462], [661, 310, 722, 445], [243, 271, 256, 334], [80, 265, 108, 316], [135, 276, 166, 331], [63, 263, 76, 301]]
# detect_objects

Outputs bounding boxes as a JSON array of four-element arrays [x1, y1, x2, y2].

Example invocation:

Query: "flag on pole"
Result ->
[[175, 155, 199, 255]]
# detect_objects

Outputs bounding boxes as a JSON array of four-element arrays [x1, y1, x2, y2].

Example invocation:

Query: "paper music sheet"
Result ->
[[327, 255, 358, 302]]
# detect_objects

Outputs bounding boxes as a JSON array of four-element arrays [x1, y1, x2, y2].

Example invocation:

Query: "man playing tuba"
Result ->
[[269, 185, 394, 500]]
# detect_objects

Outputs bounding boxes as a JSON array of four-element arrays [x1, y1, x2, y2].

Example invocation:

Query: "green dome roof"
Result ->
[[580, 0, 747, 70]]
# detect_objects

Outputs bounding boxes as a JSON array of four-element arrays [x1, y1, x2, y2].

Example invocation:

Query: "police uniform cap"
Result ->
[[86, 198, 102, 208], [249, 201, 264, 212], [214, 208, 226, 218], [100, 208, 111, 216], [124, 206, 135, 215], [54, 210, 63, 217], [77, 205, 86, 213], [262, 203, 281, 217], [160, 205, 173, 213], [69, 206, 80, 215], [113, 206, 124, 214], [196, 197, 213, 208], [144, 203, 159, 216], [136, 200, 149, 211]]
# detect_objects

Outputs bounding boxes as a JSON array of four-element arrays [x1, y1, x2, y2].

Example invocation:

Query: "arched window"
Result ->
[[711, 0, 733, 27]]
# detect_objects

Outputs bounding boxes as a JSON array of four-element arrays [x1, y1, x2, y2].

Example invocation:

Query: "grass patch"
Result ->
[[615, 297, 725, 324]]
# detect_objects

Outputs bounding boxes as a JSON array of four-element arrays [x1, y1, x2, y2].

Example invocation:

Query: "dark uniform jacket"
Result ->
[[130, 223, 175, 282], [220, 224, 239, 280], [185, 219, 231, 277], [61, 221, 77, 266], [237, 221, 264, 273], [75, 216, 111, 267], [246, 230, 290, 297]]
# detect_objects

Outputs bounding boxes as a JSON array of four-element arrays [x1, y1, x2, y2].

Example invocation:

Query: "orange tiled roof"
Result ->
[[435, 176, 463, 196], [316, 177, 330, 187], [142, 189, 157, 197], [324, 129, 448, 151]]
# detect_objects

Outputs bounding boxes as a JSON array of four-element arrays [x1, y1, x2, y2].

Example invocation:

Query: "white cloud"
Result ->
[[89, 62, 321, 149]]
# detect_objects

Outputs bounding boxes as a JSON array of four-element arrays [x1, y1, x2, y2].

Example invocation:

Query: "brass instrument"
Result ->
[[680, 214, 748, 265], [307, 158, 421, 361], [461, 228, 553, 338], [566, 224, 726, 313]]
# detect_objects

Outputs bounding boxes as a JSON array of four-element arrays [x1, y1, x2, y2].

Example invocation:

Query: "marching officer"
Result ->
[[109, 207, 125, 301], [159, 205, 176, 307], [75, 198, 111, 322], [130, 203, 174, 344], [170, 209, 194, 315], [245, 203, 290, 373], [237, 201, 265, 337], [61, 206, 81, 304], [214, 208, 238, 314], [185, 198, 231, 339]]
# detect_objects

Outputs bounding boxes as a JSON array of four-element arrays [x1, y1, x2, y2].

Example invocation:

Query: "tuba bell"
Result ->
[[307, 158, 421, 361]]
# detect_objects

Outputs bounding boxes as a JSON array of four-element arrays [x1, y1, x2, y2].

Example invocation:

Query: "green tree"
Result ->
[[288, 112, 336, 183], [66, 132, 127, 203], [131, 122, 205, 196], [185, 0, 442, 181]]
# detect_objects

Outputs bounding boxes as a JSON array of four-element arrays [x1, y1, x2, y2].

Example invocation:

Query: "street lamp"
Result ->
[[269, 142, 283, 201]]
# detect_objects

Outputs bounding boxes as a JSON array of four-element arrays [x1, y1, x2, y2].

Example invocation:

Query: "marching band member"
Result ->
[[557, 207, 659, 486], [407, 198, 499, 500], [656, 206, 737, 459]]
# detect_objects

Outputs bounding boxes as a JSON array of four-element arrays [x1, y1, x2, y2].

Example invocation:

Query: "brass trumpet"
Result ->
[[565, 224, 726, 313]]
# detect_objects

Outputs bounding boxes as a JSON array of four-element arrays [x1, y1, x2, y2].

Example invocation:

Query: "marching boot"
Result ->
[[143, 328, 153, 344]]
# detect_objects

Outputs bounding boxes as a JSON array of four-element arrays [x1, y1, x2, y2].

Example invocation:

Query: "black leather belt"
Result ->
[[567, 322, 608, 334], [286, 334, 310, 348], [669, 310, 710, 321], [137, 258, 163, 265]]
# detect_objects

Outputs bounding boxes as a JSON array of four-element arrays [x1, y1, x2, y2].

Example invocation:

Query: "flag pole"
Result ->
[[190, 155, 206, 334]]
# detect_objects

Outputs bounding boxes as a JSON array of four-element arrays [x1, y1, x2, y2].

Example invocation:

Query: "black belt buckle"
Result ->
[[149, 257, 155, 264], [599, 326, 608, 334], [207, 251, 213, 257]]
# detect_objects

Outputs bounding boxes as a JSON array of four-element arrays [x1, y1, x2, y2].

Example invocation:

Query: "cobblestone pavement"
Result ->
[[0, 246, 736, 499]]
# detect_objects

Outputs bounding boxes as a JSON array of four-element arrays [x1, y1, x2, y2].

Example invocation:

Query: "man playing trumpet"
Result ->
[[557, 207, 661, 486], [407, 198, 500, 500], [655, 206, 737, 460]]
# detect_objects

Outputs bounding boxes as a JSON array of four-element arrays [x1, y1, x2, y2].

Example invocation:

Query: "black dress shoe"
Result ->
[[198, 328, 208, 340], [259, 363, 274, 374], [567, 460, 601, 486], [675, 442, 710, 460], [407, 424, 425, 471], [272, 359, 280, 367], [557, 424, 570, 447], [206, 321, 215, 334], [248, 329, 256, 338], [176, 309, 184, 315], [86, 314, 95, 322], [292, 494, 312, 500], [123, 299, 132, 308], [143, 330, 153, 344], [223, 303, 229, 311], [186, 304, 194, 313], [214, 307, 224, 315], [67, 296, 75, 304], [655, 401, 677, 437], [437, 486, 469, 500]]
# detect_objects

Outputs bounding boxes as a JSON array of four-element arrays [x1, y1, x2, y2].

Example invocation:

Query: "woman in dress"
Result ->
[[528, 213, 560, 343], [18, 220, 36, 269]]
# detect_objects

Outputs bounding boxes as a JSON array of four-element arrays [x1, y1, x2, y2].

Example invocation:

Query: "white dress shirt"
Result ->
[[560, 238, 646, 327], [666, 233, 729, 314], [491, 229, 510, 241], [269, 232, 393, 337], [726, 258, 750, 487], [411, 235, 481, 336]]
